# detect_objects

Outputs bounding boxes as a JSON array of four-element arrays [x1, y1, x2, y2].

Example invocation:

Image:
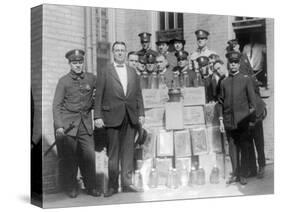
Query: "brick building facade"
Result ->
[[31, 4, 274, 194]]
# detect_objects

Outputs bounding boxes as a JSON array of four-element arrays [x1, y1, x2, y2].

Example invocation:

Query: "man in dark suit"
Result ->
[[94, 41, 145, 197], [218, 51, 256, 185], [53, 49, 101, 198]]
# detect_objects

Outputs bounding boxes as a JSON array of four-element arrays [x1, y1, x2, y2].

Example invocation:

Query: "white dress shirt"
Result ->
[[114, 62, 127, 95]]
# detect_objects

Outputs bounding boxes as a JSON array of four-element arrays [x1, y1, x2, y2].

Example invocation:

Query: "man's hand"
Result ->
[[219, 120, 225, 133], [95, 118, 105, 128], [139, 116, 145, 126], [56, 128, 64, 137]]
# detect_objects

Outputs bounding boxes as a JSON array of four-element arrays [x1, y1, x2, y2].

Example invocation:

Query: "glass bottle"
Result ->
[[210, 165, 220, 184], [148, 167, 159, 188], [194, 70, 202, 87], [197, 166, 206, 185], [150, 72, 159, 89], [179, 166, 189, 187], [140, 71, 149, 89], [182, 71, 190, 88], [188, 166, 198, 186], [134, 170, 143, 190]]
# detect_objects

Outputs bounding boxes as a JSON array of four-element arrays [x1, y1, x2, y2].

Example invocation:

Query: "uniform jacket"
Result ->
[[53, 71, 96, 136], [218, 72, 256, 130], [94, 63, 145, 127]]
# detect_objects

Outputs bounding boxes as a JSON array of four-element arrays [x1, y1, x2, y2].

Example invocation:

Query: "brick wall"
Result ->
[[40, 4, 88, 194], [183, 13, 230, 62], [31, 5, 43, 144], [113, 8, 155, 52], [263, 18, 274, 161]]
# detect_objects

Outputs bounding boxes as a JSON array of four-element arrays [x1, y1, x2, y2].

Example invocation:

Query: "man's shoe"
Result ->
[[240, 177, 248, 185], [87, 189, 101, 197], [257, 167, 265, 179], [66, 188, 78, 198], [122, 185, 143, 192], [226, 175, 239, 184], [104, 188, 117, 197]]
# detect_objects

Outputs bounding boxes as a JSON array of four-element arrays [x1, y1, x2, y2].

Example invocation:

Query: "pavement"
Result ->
[[43, 163, 274, 209]]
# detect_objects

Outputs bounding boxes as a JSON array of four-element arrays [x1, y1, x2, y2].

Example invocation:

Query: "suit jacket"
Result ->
[[94, 63, 145, 127], [218, 72, 256, 130], [53, 71, 96, 136]]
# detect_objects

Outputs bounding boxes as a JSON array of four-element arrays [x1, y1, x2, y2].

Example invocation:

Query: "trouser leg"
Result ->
[[106, 127, 120, 191], [234, 128, 250, 178], [226, 131, 238, 176], [77, 122, 96, 190], [57, 135, 79, 191], [247, 128, 258, 175], [253, 121, 266, 168], [119, 114, 135, 187]]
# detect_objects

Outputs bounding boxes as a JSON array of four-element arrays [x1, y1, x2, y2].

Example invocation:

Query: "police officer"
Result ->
[[227, 39, 266, 178], [190, 29, 217, 71], [53, 49, 101, 198], [137, 32, 158, 57], [218, 51, 256, 185], [173, 50, 197, 87], [196, 56, 215, 103], [155, 37, 177, 69]]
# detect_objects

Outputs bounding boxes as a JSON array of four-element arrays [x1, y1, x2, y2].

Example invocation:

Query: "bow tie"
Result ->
[[116, 64, 125, 68]]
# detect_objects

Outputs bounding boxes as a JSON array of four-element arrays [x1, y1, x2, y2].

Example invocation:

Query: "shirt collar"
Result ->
[[70, 70, 85, 80], [197, 46, 208, 53], [229, 70, 240, 77], [114, 62, 126, 68]]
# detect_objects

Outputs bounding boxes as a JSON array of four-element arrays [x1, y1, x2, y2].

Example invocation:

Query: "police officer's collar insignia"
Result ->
[[70, 71, 85, 80]]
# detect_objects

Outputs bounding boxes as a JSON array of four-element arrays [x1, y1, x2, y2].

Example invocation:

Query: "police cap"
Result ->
[[175, 51, 189, 60], [65, 49, 85, 62], [138, 32, 152, 43], [225, 51, 241, 62], [195, 29, 210, 39], [196, 56, 209, 67]]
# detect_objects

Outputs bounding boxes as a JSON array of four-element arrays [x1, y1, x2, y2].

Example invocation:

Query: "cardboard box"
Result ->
[[199, 153, 217, 182], [156, 130, 174, 157], [190, 127, 209, 155], [183, 106, 205, 125], [142, 88, 169, 109], [204, 102, 220, 126], [165, 102, 184, 130], [142, 127, 158, 159], [144, 108, 165, 127], [207, 126, 223, 153], [182, 87, 206, 106], [156, 158, 172, 185], [174, 130, 192, 157]]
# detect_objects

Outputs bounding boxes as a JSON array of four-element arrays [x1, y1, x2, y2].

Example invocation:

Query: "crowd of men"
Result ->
[[52, 29, 267, 198]]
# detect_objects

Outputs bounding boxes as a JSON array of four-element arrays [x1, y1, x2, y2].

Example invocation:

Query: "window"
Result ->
[[95, 8, 109, 42], [159, 12, 183, 30]]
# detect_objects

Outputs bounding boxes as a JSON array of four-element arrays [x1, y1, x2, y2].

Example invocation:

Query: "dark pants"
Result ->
[[249, 121, 266, 168], [106, 113, 136, 190], [57, 121, 96, 191], [226, 126, 250, 178]]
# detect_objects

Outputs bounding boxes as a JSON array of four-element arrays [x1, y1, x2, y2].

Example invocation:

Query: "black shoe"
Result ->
[[240, 177, 248, 185], [226, 175, 239, 184], [257, 167, 265, 179], [66, 187, 78, 198], [122, 185, 143, 192], [87, 188, 101, 197], [104, 188, 118, 197], [247, 170, 257, 178]]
